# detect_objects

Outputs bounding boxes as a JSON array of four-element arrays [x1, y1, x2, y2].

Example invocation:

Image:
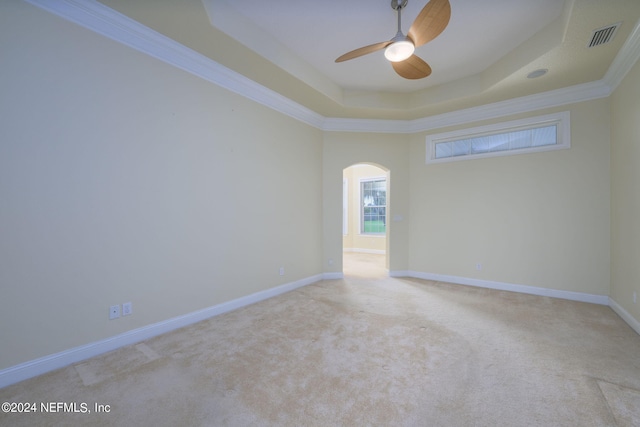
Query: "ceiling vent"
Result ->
[[588, 22, 621, 48]]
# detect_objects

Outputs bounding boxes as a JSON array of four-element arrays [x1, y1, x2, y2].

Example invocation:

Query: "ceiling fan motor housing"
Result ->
[[391, 0, 409, 11]]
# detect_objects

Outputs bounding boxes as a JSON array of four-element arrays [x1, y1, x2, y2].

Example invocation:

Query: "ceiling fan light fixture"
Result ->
[[384, 38, 415, 62]]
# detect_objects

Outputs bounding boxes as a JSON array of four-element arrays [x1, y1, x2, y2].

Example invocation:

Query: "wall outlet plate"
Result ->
[[109, 304, 120, 320], [122, 302, 132, 316]]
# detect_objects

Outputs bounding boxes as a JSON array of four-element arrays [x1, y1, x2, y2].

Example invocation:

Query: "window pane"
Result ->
[[433, 123, 559, 161], [361, 179, 386, 234], [435, 142, 452, 159], [489, 133, 510, 152], [470, 136, 490, 154], [531, 125, 556, 147], [509, 129, 532, 150], [452, 140, 470, 156], [427, 112, 569, 164]]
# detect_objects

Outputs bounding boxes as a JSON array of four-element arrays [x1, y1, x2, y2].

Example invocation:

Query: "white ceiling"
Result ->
[[98, 0, 640, 119], [204, 0, 565, 93]]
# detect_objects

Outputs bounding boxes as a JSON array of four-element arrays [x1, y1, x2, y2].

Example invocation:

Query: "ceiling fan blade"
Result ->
[[408, 0, 451, 47], [335, 41, 391, 63], [392, 55, 432, 79]]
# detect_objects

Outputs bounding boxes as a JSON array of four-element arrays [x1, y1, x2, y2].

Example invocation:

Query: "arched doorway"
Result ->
[[342, 163, 389, 277]]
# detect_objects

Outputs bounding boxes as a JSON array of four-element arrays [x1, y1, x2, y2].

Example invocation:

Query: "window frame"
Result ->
[[359, 176, 387, 236], [426, 111, 570, 164], [342, 178, 348, 236]]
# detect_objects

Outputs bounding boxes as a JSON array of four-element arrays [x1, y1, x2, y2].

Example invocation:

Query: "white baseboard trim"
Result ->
[[0, 273, 323, 389], [1, 269, 626, 389], [398, 270, 610, 305], [389, 270, 411, 278], [343, 248, 386, 255], [609, 297, 640, 336]]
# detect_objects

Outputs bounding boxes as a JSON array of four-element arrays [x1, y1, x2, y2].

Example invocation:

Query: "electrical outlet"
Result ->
[[476, 263, 482, 271], [122, 302, 132, 316], [109, 305, 120, 320], [279, 267, 285, 276], [634, 292, 637, 304]]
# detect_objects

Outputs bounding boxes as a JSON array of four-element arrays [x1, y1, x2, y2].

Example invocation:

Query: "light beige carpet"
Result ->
[[2, 253, 640, 426]]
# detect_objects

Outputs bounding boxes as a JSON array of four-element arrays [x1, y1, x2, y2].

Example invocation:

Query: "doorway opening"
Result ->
[[342, 163, 389, 278]]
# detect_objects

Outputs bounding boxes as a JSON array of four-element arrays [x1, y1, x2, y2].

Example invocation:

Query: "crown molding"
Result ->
[[24, 0, 326, 129], [324, 81, 611, 134], [320, 118, 410, 134], [24, 0, 640, 134], [603, 17, 640, 92]]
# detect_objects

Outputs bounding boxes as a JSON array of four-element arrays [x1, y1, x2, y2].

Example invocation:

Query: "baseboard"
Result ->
[[0, 274, 323, 389], [389, 270, 411, 278], [343, 248, 386, 255], [400, 270, 610, 305], [609, 297, 640, 336], [0, 269, 619, 389]]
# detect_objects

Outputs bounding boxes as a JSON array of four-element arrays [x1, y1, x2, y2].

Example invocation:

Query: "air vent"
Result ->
[[588, 22, 621, 47]]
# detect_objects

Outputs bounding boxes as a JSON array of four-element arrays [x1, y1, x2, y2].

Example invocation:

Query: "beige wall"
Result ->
[[408, 101, 611, 295], [323, 100, 612, 295], [1, 0, 635, 375], [343, 164, 388, 254], [0, 2, 323, 369], [611, 57, 640, 324]]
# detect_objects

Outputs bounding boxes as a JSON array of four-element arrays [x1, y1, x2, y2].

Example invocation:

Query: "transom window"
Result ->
[[361, 178, 386, 234], [426, 112, 570, 164]]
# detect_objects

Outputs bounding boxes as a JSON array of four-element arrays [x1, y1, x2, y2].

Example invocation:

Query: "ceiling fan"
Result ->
[[335, 0, 451, 80]]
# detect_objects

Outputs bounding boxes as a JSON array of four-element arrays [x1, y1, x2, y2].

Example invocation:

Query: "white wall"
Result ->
[[611, 55, 640, 325], [0, 1, 323, 370], [408, 101, 611, 296]]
